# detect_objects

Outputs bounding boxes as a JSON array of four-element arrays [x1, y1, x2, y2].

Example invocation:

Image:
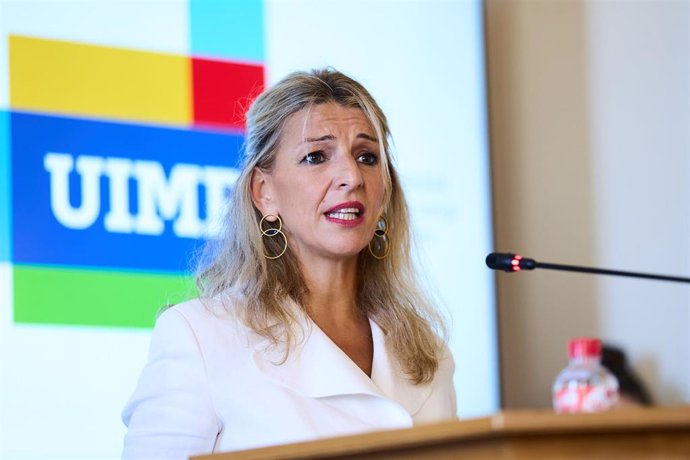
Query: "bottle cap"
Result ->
[[568, 338, 602, 358]]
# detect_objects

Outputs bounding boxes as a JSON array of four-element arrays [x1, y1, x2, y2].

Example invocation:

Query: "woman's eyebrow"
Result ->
[[357, 133, 378, 143], [304, 134, 335, 143], [303, 133, 378, 143]]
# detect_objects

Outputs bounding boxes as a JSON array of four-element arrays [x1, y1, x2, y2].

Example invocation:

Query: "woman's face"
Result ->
[[252, 102, 386, 265]]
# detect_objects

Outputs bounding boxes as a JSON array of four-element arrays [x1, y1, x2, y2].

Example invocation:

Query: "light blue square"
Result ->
[[0, 110, 10, 261], [190, 0, 264, 62]]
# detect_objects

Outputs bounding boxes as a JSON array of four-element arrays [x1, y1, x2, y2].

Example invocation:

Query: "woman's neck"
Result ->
[[299, 255, 360, 327]]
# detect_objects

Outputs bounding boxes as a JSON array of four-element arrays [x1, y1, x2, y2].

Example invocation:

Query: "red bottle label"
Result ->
[[554, 382, 618, 413]]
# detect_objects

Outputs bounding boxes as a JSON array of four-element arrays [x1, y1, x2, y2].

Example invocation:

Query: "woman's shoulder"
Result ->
[[144, 295, 259, 373], [156, 294, 246, 337]]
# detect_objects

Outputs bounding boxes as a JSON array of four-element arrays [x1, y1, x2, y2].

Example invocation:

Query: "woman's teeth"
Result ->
[[326, 208, 360, 220]]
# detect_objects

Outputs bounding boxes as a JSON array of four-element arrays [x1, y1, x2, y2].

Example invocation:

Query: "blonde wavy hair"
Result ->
[[197, 68, 446, 384]]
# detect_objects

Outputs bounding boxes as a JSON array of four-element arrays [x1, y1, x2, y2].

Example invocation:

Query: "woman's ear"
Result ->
[[250, 167, 278, 217]]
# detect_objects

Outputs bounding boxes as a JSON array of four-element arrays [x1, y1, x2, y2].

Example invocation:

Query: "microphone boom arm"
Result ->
[[535, 261, 690, 283]]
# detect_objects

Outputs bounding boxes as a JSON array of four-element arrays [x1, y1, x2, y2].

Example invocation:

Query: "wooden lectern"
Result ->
[[193, 406, 690, 459]]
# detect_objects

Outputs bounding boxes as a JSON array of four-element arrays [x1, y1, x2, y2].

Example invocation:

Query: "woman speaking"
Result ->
[[122, 68, 457, 459]]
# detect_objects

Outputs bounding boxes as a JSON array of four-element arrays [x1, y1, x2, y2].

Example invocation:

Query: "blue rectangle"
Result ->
[[11, 112, 243, 272], [190, 0, 264, 62], [0, 110, 10, 261]]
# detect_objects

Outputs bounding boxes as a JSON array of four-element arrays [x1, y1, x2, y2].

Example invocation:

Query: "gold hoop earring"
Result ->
[[259, 214, 287, 260], [368, 216, 390, 260]]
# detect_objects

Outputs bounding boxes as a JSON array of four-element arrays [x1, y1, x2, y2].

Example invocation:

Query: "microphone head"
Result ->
[[486, 252, 516, 271], [486, 252, 536, 272]]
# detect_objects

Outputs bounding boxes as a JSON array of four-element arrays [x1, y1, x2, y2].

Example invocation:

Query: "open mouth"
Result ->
[[325, 207, 362, 221], [324, 202, 365, 223]]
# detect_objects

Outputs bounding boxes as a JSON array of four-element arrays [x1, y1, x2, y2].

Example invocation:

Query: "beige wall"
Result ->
[[486, 0, 689, 408]]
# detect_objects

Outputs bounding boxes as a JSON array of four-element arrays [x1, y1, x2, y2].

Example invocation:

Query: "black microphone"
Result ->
[[486, 252, 536, 272], [485, 252, 690, 284]]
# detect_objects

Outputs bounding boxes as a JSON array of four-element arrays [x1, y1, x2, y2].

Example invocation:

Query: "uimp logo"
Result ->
[[44, 152, 238, 239], [8, 35, 264, 327]]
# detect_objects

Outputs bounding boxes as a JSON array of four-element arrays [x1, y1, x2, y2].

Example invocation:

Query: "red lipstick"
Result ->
[[324, 201, 365, 227]]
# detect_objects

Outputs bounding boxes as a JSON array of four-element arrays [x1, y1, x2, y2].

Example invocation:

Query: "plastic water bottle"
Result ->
[[552, 338, 619, 413]]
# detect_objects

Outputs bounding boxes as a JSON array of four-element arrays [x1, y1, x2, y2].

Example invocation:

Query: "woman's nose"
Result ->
[[335, 154, 364, 190]]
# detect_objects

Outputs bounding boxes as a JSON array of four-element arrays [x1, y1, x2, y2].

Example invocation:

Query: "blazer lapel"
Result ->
[[251, 305, 433, 417], [252, 310, 383, 399]]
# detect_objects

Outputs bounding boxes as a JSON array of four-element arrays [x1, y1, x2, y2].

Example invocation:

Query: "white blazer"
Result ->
[[122, 298, 457, 460]]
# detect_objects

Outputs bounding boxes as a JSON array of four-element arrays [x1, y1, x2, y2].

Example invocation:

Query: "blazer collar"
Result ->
[[251, 303, 432, 416]]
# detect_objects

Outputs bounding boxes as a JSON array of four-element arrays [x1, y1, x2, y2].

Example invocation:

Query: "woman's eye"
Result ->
[[301, 151, 326, 165], [357, 152, 379, 166]]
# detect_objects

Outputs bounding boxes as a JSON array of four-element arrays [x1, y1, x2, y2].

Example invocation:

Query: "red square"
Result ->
[[192, 58, 265, 131]]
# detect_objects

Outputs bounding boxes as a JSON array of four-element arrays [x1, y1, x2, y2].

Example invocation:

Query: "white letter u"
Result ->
[[44, 152, 104, 230]]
